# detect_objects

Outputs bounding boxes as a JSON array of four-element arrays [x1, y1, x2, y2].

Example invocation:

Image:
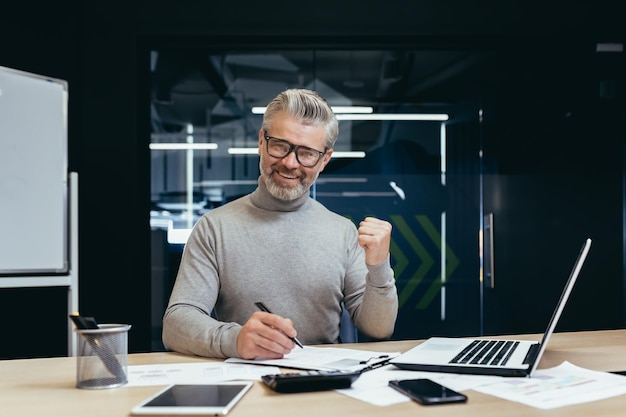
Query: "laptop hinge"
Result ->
[[523, 343, 540, 365]]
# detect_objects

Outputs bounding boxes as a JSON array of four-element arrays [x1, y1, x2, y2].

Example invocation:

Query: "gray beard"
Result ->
[[260, 157, 319, 201], [263, 172, 308, 201]]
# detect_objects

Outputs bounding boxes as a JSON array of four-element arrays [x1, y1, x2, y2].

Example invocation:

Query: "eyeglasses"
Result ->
[[263, 131, 326, 168]]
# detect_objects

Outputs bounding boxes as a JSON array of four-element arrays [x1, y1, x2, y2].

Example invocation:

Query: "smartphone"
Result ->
[[389, 378, 467, 405]]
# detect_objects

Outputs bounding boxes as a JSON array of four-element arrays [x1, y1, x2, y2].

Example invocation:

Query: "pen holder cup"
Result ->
[[75, 324, 131, 389]]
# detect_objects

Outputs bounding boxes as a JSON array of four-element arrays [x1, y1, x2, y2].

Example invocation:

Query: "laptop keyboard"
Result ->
[[450, 340, 519, 367]]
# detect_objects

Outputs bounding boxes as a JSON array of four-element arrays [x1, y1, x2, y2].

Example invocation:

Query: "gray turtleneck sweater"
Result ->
[[162, 178, 398, 358]]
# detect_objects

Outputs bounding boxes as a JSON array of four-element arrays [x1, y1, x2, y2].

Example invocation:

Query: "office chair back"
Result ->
[[339, 305, 358, 343]]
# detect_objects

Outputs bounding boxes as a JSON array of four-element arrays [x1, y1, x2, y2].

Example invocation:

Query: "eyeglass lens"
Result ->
[[266, 137, 322, 167]]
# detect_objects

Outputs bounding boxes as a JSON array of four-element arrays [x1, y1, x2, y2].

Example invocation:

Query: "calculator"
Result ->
[[261, 369, 362, 393]]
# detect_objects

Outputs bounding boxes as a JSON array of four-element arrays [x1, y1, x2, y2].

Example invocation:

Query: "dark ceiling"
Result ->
[[149, 39, 623, 164], [150, 48, 493, 135]]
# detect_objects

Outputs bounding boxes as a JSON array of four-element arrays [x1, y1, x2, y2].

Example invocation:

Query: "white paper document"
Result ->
[[126, 362, 280, 386], [474, 361, 626, 409], [336, 364, 505, 406], [225, 346, 399, 371]]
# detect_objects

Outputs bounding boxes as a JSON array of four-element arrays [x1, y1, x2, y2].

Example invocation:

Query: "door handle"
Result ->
[[483, 213, 494, 288]]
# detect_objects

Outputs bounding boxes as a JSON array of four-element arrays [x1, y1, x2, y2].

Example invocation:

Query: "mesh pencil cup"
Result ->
[[75, 324, 131, 389]]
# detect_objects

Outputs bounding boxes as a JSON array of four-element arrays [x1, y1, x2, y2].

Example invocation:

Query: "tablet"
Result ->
[[130, 382, 254, 415]]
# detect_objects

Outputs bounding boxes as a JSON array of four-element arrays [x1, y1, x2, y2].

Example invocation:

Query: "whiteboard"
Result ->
[[0, 66, 69, 274]]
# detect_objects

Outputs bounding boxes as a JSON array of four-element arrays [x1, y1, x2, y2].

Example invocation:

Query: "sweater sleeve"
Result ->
[[343, 232, 398, 340], [161, 218, 241, 358]]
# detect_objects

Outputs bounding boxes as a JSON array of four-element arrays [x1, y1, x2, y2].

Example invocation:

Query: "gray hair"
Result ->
[[261, 88, 338, 150]]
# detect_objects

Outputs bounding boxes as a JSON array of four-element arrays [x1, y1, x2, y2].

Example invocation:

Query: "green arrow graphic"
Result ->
[[414, 215, 459, 309], [391, 215, 434, 308]]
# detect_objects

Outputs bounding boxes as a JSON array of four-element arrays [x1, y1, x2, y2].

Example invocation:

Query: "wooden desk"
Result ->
[[2, 330, 626, 417]]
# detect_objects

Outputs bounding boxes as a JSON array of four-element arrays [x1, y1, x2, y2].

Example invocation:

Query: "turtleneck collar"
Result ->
[[249, 177, 311, 212]]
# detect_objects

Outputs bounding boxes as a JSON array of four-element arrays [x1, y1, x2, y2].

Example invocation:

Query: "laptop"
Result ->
[[390, 238, 592, 377]]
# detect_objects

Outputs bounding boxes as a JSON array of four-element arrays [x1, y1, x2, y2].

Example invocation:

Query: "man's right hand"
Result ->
[[236, 311, 298, 359]]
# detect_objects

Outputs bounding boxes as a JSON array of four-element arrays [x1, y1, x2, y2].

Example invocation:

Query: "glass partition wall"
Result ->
[[149, 47, 488, 349]]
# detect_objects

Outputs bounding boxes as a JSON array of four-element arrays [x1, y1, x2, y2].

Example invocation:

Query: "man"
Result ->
[[162, 88, 398, 359]]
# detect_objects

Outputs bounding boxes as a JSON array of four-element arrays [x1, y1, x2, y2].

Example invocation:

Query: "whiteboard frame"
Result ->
[[0, 65, 69, 274], [0, 64, 77, 355]]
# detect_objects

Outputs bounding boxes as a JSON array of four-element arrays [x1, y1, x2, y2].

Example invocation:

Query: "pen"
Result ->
[[254, 302, 304, 349]]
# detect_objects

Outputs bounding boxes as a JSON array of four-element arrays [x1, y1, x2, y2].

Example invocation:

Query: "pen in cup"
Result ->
[[254, 302, 304, 349], [69, 313, 127, 383]]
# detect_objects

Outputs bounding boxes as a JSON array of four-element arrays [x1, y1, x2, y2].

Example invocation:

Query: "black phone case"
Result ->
[[389, 379, 467, 405]]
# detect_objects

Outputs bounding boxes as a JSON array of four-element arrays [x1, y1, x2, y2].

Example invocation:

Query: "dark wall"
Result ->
[[0, 1, 623, 357], [0, 2, 83, 359]]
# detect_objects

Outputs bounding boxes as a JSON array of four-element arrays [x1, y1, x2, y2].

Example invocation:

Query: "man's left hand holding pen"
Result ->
[[236, 306, 302, 359]]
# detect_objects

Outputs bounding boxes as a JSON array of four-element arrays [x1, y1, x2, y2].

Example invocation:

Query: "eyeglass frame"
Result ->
[[263, 130, 328, 168]]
